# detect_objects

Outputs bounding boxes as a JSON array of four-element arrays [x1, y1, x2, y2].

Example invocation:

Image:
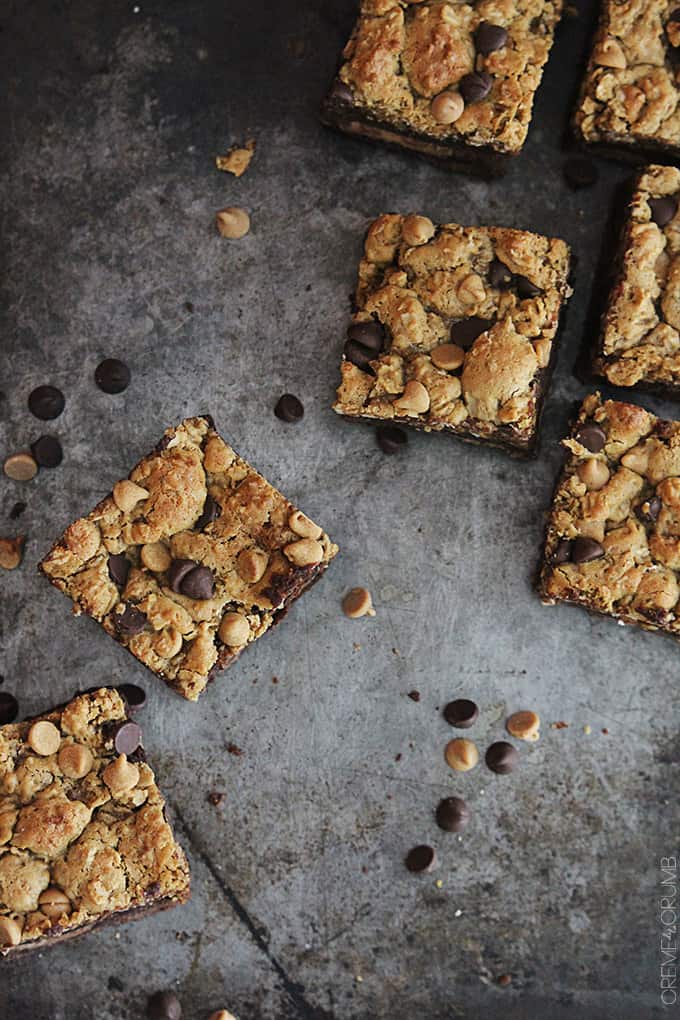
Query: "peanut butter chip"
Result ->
[[27, 720, 61, 756], [288, 510, 322, 540], [430, 90, 464, 125], [431, 344, 465, 371], [103, 754, 140, 794], [0, 917, 22, 948], [216, 207, 250, 239], [577, 459, 610, 491], [506, 710, 540, 742], [58, 742, 94, 779], [141, 541, 172, 573], [236, 547, 268, 583], [3, 453, 38, 482], [284, 538, 324, 567], [342, 587, 376, 619], [394, 380, 430, 415], [208, 1012, 238, 1020], [218, 611, 250, 647], [457, 273, 486, 305], [593, 36, 626, 69], [0, 536, 26, 570], [38, 887, 72, 921], [402, 215, 435, 247], [444, 738, 479, 772], [112, 479, 149, 513]]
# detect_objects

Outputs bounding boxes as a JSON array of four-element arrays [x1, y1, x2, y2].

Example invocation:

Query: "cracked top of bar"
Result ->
[[333, 213, 571, 453], [40, 416, 338, 701], [0, 688, 189, 955], [328, 0, 563, 155]]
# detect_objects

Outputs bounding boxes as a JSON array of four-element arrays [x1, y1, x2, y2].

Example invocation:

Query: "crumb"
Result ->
[[602, 728, 609, 735], [353, 643, 362, 651], [175, 930, 190, 942], [435, 879, 443, 889], [392, 648, 401, 656], [207, 791, 224, 806], [361, 865, 368, 874], [394, 753, 402, 762], [9, 502, 26, 520], [226, 743, 243, 757], [216, 139, 255, 177], [551, 721, 569, 730], [407, 690, 421, 702], [355, 975, 363, 984], [184, 301, 194, 313], [497, 973, 512, 987], [583, 724, 591, 735], [272, 676, 279, 684]]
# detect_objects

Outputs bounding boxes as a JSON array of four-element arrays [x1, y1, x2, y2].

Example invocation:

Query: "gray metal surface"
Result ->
[[1, 2, 677, 1018]]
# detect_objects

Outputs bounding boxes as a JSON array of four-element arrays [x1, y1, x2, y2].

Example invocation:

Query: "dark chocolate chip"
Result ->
[[28, 385, 65, 421], [649, 196, 679, 228], [117, 683, 147, 711], [571, 536, 605, 564], [574, 421, 606, 453], [635, 496, 662, 526], [449, 316, 494, 349], [274, 393, 304, 422], [31, 435, 63, 468], [195, 494, 220, 531], [485, 741, 519, 774], [655, 419, 674, 439], [669, 7, 680, 21], [168, 558, 199, 593], [180, 564, 215, 600], [347, 320, 384, 353], [0, 692, 19, 725], [515, 275, 542, 299], [376, 425, 408, 455], [435, 796, 470, 833], [563, 155, 599, 190], [488, 259, 514, 289], [459, 71, 492, 104], [147, 990, 182, 1020], [404, 845, 437, 873], [328, 78, 353, 104], [443, 698, 478, 729], [113, 604, 146, 637], [344, 339, 376, 371], [95, 358, 131, 395], [108, 553, 130, 589], [475, 21, 508, 54], [9, 502, 26, 520], [553, 539, 573, 564], [114, 720, 142, 756]]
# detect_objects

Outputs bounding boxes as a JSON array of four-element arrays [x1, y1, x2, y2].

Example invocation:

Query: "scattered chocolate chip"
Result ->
[[449, 316, 494, 349], [497, 973, 513, 987], [180, 564, 214, 600], [435, 796, 470, 832], [274, 393, 304, 422], [485, 741, 519, 774], [459, 71, 492, 104], [95, 359, 131, 394], [344, 339, 375, 371], [563, 155, 599, 190], [9, 502, 26, 520], [113, 604, 146, 637], [147, 990, 182, 1020], [515, 275, 542, 299], [407, 690, 421, 702], [347, 320, 384, 353], [108, 553, 130, 588], [195, 494, 220, 531], [635, 496, 662, 525], [443, 698, 479, 729], [571, 536, 605, 564], [328, 78, 353, 104], [669, 7, 680, 21], [649, 195, 679, 228], [377, 425, 408, 455], [168, 558, 199, 593], [553, 539, 573, 564], [475, 21, 508, 54], [184, 301, 194, 313], [117, 684, 146, 711], [404, 845, 437, 873], [226, 742, 243, 756], [28, 385, 65, 421], [114, 720, 142, 756], [30, 435, 63, 468], [0, 692, 19, 724], [207, 790, 224, 806], [574, 421, 606, 452], [488, 259, 513, 289]]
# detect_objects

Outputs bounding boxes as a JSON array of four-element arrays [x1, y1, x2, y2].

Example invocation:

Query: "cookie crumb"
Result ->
[[0, 535, 25, 570], [407, 690, 421, 702], [551, 720, 569, 730], [226, 743, 243, 757], [583, 724, 591, 735], [207, 791, 224, 806], [497, 973, 512, 987], [216, 139, 255, 177]]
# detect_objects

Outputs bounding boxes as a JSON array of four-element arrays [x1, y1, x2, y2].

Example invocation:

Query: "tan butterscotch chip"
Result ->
[[236, 547, 268, 583], [288, 510, 322, 540], [218, 612, 250, 647], [208, 1012, 238, 1020], [216, 207, 250, 239], [431, 344, 465, 372], [4, 453, 38, 482], [58, 742, 94, 779], [38, 887, 72, 920], [593, 36, 626, 68], [27, 720, 61, 756], [402, 215, 435, 247], [394, 380, 430, 415], [0, 917, 22, 948], [103, 754, 140, 794], [577, 459, 610, 491], [444, 738, 479, 772], [0, 535, 26, 570], [112, 479, 149, 513], [284, 538, 324, 567], [506, 710, 540, 742], [430, 90, 464, 125], [141, 542, 172, 573], [342, 587, 375, 619], [457, 273, 485, 305]]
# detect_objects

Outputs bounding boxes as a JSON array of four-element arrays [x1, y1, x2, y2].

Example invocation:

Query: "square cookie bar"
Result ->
[[321, 0, 564, 176], [40, 416, 338, 701], [538, 393, 680, 639], [592, 165, 680, 398], [574, 1, 680, 163], [0, 688, 189, 956], [333, 214, 572, 456]]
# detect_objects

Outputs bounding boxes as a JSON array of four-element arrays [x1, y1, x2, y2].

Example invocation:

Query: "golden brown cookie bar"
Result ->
[[0, 688, 190, 956], [333, 214, 572, 456], [538, 393, 680, 638], [40, 417, 338, 701], [592, 165, 680, 397], [574, 1, 680, 162], [320, 0, 564, 177]]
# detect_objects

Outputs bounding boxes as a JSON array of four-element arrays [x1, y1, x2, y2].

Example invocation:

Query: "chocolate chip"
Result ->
[[649, 196, 679, 228], [195, 494, 220, 531], [449, 316, 494, 349], [515, 275, 542, 299], [28, 385, 65, 421], [407, 689, 421, 702], [30, 435, 63, 468], [376, 425, 408, 455], [108, 553, 130, 588], [635, 496, 662, 525], [168, 558, 199, 593], [574, 421, 606, 452], [328, 78, 353, 104], [435, 796, 470, 832], [347, 320, 384, 353], [117, 683, 147, 711], [344, 339, 375, 371], [669, 7, 680, 21], [274, 393, 304, 422], [0, 692, 19, 724], [114, 720, 142, 756], [571, 536, 605, 564], [404, 845, 437, 873], [113, 604, 146, 637], [563, 155, 599, 190], [443, 698, 478, 729], [9, 502, 26, 520], [488, 259, 514, 289], [459, 71, 492, 104], [485, 741, 519, 774], [180, 564, 215, 600], [147, 990, 182, 1020], [553, 539, 573, 564], [95, 358, 131, 394], [475, 22, 508, 54]]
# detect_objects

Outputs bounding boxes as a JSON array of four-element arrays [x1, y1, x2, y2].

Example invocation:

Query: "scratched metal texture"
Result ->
[[0, 1, 678, 1018]]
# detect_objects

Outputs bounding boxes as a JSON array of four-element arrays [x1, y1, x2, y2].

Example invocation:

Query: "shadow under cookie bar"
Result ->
[[0, 688, 190, 957], [537, 392, 680, 641]]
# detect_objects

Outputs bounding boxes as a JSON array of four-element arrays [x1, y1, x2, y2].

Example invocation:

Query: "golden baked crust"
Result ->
[[40, 417, 338, 701], [538, 392, 680, 635], [0, 689, 189, 955], [333, 214, 571, 452]]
